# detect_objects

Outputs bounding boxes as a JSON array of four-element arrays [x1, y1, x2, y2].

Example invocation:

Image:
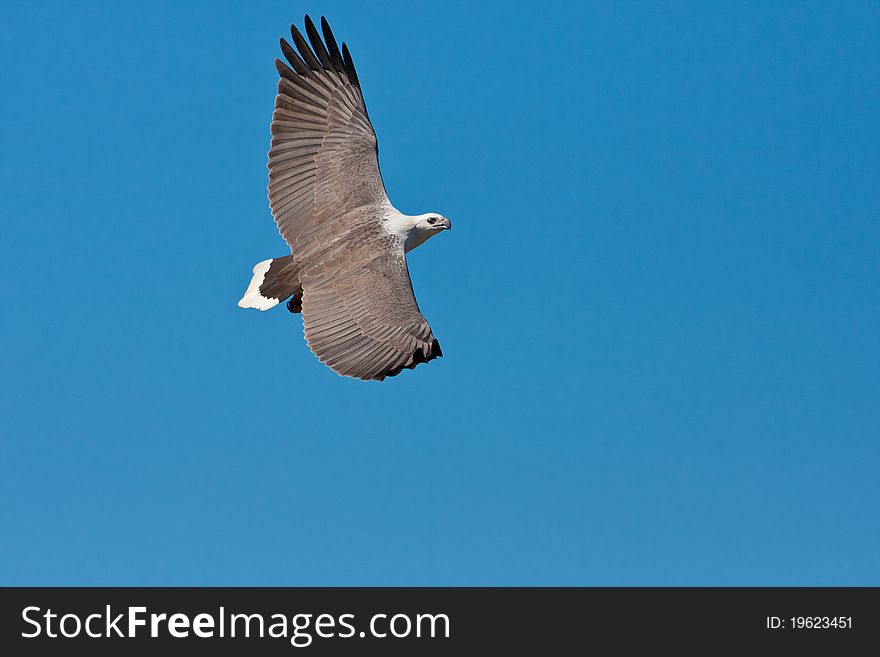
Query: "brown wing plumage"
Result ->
[[268, 15, 387, 257], [300, 221, 442, 381], [267, 16, 442, 381]]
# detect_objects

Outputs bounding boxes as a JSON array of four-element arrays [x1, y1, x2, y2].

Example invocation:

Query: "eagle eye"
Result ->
[[427, 217, 437, 225]]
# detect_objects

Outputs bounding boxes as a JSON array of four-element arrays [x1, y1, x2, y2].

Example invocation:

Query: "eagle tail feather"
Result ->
[[237, 255, 302, 312]]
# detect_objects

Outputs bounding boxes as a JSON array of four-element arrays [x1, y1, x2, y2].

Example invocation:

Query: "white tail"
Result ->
[[238, 259, 281, 311]]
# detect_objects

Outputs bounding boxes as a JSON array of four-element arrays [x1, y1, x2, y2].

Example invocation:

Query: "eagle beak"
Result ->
[[442, 218, 452, 231]]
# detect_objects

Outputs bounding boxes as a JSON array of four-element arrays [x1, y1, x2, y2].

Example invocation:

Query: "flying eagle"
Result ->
[[238, 16, 451, 381]]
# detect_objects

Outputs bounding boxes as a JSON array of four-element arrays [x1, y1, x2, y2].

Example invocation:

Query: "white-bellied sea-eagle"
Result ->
[[238, 15, 451, 381]]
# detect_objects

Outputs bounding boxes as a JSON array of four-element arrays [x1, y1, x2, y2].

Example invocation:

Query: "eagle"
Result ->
[[238, 16, 451, 381]]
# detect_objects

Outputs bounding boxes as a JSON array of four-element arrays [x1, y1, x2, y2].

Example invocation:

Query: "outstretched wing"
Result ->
[[268, 15, 388, 255], [299, 223, 442, 381]]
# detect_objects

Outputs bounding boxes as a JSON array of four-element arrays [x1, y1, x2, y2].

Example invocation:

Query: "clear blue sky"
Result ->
[[2, 1, 878, 585]]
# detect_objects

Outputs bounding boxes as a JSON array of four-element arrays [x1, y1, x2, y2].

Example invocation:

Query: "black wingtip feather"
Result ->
[[285, 16, 362, 88], [290, 24, 321, 71], [374, 340, 443, 380], [341, 43, 361, 88], [279, 38, 309, 76], [304, 15, 333, 69], [408, 348, 427, 369], [320, 16, 346, 72], [274, 57, 298, 83]]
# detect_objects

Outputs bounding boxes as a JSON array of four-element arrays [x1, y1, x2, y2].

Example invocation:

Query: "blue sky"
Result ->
[[1, 1, 878, 585]]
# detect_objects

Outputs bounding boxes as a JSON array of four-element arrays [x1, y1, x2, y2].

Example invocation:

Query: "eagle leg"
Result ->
[[286, 292, 303, 314]]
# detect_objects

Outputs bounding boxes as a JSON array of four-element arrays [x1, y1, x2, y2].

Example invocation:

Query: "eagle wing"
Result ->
[[268, 15, 388, 254], [267, 16, 441, 380], [299, 222, 441, 381]]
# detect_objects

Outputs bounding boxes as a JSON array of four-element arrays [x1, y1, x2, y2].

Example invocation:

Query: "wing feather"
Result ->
[[304, 15, 335, 71], [279, 40, 310, 77], [320, 16, 347, 72], [290, 24, 323, 71]]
